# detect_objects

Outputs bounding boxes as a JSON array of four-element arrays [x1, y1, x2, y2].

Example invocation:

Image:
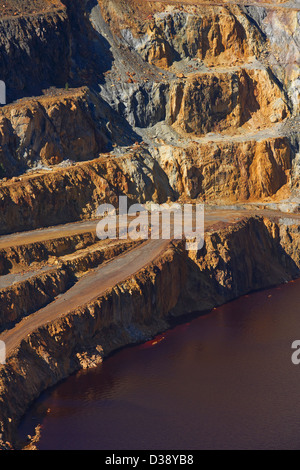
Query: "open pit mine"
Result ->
[[0, 0, 299, 451]]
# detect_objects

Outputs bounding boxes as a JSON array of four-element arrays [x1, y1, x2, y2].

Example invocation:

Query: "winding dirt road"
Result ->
[[0, 239, 169, 357], [1, 207, 300, 358]]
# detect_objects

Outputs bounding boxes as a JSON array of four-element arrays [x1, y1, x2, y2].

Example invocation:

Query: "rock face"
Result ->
[[122, 5, 262, 69], [0, 89, 109, 176], [244, 3, 300, 114], [0, 0, 298, 206], [0, 0, 299, 451], [0, 239, 137, 329], [1, 216, 300, 447], [169, 69, 289, 135], [180, 217, 300, 313], [0, 134, 293, 238], [155, 137, 292, 201], [0, 231, 98, 275], [0, 149, 174, 235], [0, 6, 71, 102]]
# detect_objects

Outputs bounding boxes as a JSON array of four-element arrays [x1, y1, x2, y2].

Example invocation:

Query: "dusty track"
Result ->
[[0, 239, 168, 356], [1, 207, 300, 357]]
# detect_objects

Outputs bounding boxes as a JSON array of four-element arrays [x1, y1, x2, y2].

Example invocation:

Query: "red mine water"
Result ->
[[18, 279, 300, 450]]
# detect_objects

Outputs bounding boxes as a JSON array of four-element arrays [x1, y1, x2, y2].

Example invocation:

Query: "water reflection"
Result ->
[[18, 279, 300, 450]]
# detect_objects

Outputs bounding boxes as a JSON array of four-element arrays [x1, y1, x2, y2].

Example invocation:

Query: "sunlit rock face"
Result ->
[[0, 0, 298, 207], [244, 4, 300, 113], [0, 0, 299, 450]]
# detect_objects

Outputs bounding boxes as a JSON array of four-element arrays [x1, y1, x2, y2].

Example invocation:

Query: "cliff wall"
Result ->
[[0, 216, 300, 448]]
